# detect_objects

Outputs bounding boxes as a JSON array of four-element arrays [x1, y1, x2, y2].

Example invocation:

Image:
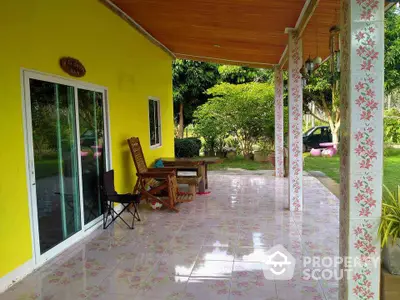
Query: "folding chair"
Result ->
[[102, 169, 141, 229]]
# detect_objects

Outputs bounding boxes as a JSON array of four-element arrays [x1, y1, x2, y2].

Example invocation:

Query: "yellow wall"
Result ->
[[0, 0, 174, 278]]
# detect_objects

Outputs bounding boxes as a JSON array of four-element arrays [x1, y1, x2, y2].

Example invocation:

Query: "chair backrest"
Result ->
[[103, 169, 117, 196], [127, 137, 148, 174]]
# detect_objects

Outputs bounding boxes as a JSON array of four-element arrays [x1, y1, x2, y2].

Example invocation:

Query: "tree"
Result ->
[[193, 102, 229, 155], [172, 60, 219, 138], [302, 8, 400, 144], [218, 65, 273, 84], [303, 61, 341, 144], [385, 7, 400, 94], [384, 108, 400, 144], [194, 82, 275, 157]]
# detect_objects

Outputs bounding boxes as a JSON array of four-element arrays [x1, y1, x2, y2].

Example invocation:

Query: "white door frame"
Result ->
[[21, 69, 112, 267]]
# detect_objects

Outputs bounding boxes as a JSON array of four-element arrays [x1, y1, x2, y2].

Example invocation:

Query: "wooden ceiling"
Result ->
[[105, 0, 392, 69], [302, 0, 340, 66], [107, 0, 307, 68]]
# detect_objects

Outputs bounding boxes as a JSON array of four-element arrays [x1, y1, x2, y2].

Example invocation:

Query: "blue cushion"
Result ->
[[154, 159, 164, 168]]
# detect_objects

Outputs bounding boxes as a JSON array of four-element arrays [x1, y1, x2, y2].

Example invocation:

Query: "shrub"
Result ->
[[194, 82, 275, 157], [185, 137, 202, 151], [379, 185, 400, 247], [175, 138, 201, 158], [384, 109, 400, 144]]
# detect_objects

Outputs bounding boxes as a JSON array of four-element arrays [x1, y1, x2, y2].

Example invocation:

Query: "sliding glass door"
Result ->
[[29, 79, 81, 254], [25, 72, 109, 261], [78, 89, 105, 225]]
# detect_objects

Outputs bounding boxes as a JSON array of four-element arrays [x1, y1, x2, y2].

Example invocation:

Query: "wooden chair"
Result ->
[[127, 137, 194, 212]]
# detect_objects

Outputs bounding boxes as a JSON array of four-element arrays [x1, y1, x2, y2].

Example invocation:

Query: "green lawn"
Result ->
[[304, 149, 400, 193], [208, 156, 273, 171], [304, 155, 340, 182]]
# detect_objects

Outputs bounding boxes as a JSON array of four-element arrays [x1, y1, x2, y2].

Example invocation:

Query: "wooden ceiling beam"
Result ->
[[278, 0, 320, 69], [296, 0, 320, 37], [175, 53, 275, 69], [385, 2, 397, 11], [278, 45, 288, 69]]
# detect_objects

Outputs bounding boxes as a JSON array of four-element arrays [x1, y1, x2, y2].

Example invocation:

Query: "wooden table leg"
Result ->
[[205, 164, 208, 189], [188, 183, 196, 199], [198, 165, 206, 193]]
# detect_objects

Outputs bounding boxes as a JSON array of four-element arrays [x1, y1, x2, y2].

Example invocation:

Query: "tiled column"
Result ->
[[288, 30, 303, 211], [274, 67, 285, 178], [339, 0, 384, 299]]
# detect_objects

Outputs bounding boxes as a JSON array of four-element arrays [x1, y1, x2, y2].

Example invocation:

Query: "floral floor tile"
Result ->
[[154, 258, 196, 277], [3, 172, 341, 300], [197, 246, 235, 262], [98, 267, 148, 296], [134, 272, 188, 299], [234, 246, 271, 262], [232, 261, 266, 282], [185, 277, 230, 300], [89, 293, 133, 300], [191, 260, 233, 278], [203, 233, 238, 247], [276, 280, 325, 300], [230, 278, 277, 299]]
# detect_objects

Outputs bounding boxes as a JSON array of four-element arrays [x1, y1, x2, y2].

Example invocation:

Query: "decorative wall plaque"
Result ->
[[59, 57, 86, 77]]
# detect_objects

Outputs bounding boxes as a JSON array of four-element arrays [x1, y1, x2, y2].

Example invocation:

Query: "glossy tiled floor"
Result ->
[[1, 171, 339, 300]]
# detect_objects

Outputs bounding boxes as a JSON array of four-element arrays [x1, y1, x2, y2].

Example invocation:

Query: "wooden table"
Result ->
[[161, 157, 223, 192]]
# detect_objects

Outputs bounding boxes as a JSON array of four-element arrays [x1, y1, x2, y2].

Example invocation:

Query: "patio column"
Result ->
[[274, 67, 284, 178], [339, 0, 384, 299], [287, 30, 303, 211]]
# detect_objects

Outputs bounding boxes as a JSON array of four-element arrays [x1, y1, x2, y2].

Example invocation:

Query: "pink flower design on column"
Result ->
[[352, 221, 377, 300], [288, 32, 303, 211], [274, 69, 284, 177], [356, 0, 380, 21], [342, 1, 383, 300], [355, 24, 380, 72], [352, 21, 380, 219]]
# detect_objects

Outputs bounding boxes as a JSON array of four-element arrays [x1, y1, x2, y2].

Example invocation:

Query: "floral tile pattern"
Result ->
[[1, 171, 339, 300], [274, 68, 285, 178], [186, 278, 231, 300], [134, 273, 188, 300], [340, 0, 384, 299], [288, 30, 304, 212]]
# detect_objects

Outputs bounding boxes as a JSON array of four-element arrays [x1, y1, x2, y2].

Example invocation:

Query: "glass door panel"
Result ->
[[29, 79, 81, 254], [77, 89, 105, 225]]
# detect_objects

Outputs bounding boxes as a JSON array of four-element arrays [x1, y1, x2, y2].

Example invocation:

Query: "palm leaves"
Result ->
[[379, 185, 400, 247]]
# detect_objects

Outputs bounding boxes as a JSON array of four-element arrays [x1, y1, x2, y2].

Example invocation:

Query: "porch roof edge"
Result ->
[[99, 0, 176, 60]]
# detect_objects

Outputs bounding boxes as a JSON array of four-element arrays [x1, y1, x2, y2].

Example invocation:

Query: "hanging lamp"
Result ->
[[305, 56, 314, 75]]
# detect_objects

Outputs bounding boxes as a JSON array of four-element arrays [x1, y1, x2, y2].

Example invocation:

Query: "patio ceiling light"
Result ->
[[313, 56, 322, 68], [305, 56, 314, 75], [302, 77, 308, 88], [300, 66, 309, 87]]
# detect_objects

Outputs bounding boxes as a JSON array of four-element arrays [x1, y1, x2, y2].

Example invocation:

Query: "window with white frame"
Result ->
[[149, 97, 161, 147]]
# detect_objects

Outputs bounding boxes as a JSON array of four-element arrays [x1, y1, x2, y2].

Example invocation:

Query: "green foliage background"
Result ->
[[194, 82, 275, 155]]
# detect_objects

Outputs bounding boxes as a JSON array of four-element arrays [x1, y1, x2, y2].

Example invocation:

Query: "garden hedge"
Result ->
[[175, 138, 201, 158]]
